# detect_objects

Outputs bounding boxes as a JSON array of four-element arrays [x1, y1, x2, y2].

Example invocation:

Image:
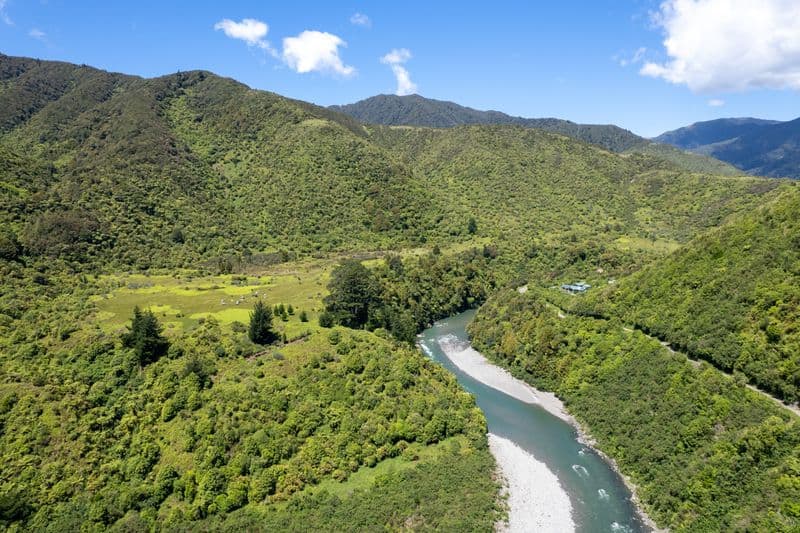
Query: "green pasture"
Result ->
[[90, 259, 333, 337]]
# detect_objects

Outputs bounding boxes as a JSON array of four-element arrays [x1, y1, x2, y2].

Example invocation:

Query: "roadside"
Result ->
[[543, 292, 800, 418]]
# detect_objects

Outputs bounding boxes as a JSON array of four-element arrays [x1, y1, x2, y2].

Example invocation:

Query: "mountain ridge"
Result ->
[[655, 116, 800, 178], [331, 93, 647, 152], [331, 94, 747, 175]]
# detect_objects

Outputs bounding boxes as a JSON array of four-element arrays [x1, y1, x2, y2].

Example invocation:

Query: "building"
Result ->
[[561, 282, 591, 293]]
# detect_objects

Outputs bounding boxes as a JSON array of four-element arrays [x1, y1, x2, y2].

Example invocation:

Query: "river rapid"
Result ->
[[418, 310, 650, 533]]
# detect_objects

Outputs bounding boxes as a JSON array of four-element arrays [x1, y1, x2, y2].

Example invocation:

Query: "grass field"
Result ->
[[613, 235, 680, 253], [90, 259, 333, 339]]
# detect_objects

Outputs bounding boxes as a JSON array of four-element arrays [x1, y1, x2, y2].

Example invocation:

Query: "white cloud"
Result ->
[[282, 30, 355, 76], [381, 48, 411, 65], [641, 0, 800, 92], [350, 12, 371, 27], [381, 48, 418, 95], [0, 0, 12, 25], [707, 98, 725, 107], [28, 28, 45, 41], [214, 18, 275, 53], [616, 47, 647, 67]]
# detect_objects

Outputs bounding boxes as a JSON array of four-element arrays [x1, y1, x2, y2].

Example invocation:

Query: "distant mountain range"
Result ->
[[331, 94, 646, 153], [655, 117, 800, 179]]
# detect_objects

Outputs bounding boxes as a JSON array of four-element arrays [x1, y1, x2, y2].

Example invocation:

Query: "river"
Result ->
[[418, 310, 650, 533]]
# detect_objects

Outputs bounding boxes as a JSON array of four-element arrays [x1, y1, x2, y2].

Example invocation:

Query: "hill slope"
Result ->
[[624, 142, 743, 176], [0, 55, 431, 268], [332, 94, 646, 152], [656, 117, 800, 178], [1, 54, 778, 274], [591, 183, 800, 402], [368, 124, 778, 263]]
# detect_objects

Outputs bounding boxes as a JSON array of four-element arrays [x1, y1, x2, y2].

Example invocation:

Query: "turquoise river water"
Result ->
[[418, 310, 650, 533]]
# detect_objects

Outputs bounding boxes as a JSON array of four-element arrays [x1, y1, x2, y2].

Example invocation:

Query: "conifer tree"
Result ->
[[467, 217, 478, 235], [249, 301, 275, 345], [121, 306, 169, 365]]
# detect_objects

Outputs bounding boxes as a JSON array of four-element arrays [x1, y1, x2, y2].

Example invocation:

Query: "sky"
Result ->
[[1, 0, 798, 137]]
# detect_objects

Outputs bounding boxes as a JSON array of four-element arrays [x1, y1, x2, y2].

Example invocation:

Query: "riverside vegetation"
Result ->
[[469, 286, 800, 531], [1, 53, 799, 531]]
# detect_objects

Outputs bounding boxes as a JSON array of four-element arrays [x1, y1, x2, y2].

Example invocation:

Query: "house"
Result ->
[[561, 282, 591, 293]]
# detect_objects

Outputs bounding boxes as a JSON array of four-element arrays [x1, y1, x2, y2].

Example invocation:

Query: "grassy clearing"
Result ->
[[613, 235, 680, 253], [91, 259, 333, 336]]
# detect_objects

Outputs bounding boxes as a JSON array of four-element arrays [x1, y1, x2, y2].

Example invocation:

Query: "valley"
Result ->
[[1, 52, 799, 532]]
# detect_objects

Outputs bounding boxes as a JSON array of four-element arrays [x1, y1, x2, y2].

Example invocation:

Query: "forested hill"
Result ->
[[0, 54, 432, 267], [331, 94, 646, 152], [1, 54, 778, 272], [589, 183, 800, 403], [655, 117, 800, 179]]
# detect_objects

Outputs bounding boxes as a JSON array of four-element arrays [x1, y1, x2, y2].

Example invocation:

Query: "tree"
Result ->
[[121, 307, 169, 365], [249, 301, 275, 345], [170, 227, 185, 244], [386, 254, 404, 275], [467, 217, 478, 235], [299, 310, 308, 322], [0, 230, 21, 261], [318, 311, 334, 328], [323, 260, 382, 329]]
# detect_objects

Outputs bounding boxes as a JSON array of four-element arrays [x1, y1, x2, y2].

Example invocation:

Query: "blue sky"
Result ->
[[1, 0, 798, 137]]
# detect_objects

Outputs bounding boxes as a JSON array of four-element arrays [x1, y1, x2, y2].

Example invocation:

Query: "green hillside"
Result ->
[[587, 183, 800, 403], [624, 142, 744, 176], [1, 53, 777, 274], [368, 124, 778, 277], [0, 55, 429, 268], [1, 53, 798, 531]]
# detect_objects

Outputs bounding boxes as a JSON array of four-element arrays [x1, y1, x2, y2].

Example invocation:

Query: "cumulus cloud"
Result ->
[[282, 30, 355, 76], [28, 28, 46, 41], [381, 48, 418, 95], [641, 0, 800, 92], [707, 98, 725, 107], [350, 12, 371, 27], [214, 18, 275, 53], [0, 0, 12, 25]]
